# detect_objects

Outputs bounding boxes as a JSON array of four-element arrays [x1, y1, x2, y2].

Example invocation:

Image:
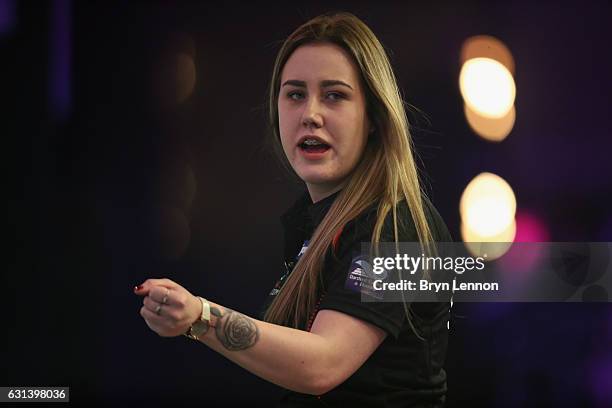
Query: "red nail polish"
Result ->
[[134, 285, 143, 291]]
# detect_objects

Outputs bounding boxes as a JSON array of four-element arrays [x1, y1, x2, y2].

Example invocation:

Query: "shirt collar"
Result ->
[[307, 190, 341, 228], [281, 189, 341, 231]]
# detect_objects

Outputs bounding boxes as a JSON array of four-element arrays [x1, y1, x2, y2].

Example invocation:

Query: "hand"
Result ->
[[134, 278, 202, 337]]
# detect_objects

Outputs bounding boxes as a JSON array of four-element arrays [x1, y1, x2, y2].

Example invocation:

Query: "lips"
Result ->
[[295, 135, 331, 158], [297, 135, 331, 154]]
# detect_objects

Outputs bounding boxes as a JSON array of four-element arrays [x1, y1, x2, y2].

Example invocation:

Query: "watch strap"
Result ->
[[183, 296, 212, 340], [199, 296, 211, 322]]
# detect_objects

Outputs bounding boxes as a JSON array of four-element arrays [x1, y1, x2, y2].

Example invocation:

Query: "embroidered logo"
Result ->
[[344, 254, 384, 300]]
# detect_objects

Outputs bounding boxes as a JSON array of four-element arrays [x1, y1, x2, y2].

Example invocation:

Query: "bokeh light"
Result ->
[[460, 172, 517, 238], [460, 35, 515, 75], [158, 206, 191, 260], [464, 103, 515, 142], [160, 162, 197, 213], [459, 57, 516, 118], [514, 211, 550, 242], [462, 219, 516, 259], [176, 52, 196, 104], [152, 33, 197, 108], [496, 211, 549, 278]]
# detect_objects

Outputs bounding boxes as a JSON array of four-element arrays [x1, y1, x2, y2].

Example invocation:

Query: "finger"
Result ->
[[145, 278, 178, 290], [140, 306, 180, 338], [149, 286, 172, 305], [134, 278, 178, 296], [143, 296, 166, 316], [133, 283, 149, 296], [140, 305, 164, 325]]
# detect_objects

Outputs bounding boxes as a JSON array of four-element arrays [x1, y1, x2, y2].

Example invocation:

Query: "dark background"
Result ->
[[5, 1, 612, 407]]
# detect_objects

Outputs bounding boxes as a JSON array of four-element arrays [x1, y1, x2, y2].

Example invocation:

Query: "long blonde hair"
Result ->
[[264, 12, 435, 331]]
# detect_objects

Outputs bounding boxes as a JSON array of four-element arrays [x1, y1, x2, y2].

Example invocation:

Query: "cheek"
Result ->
[[278, 130, 293, 156], [337, 113, 368, 160], [277, 107, 291, 154], [278, 104, 303, 157], [352, 112, 369, 155], [347, 139, 367, 166]]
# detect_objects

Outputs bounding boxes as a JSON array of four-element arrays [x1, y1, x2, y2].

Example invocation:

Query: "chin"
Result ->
[[297, 171, 334, 184], [297, 169, 348, 188]]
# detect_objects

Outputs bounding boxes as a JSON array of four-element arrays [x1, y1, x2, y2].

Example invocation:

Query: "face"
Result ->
[[278, 42, 370, 202]]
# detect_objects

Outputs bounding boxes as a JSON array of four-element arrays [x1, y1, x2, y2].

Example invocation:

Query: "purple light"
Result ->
[[0, 0, 16, 36], [599, 215, 612, 241], [471, 302, 515, 323], [49, 0, 72, 121], [589, 354, 612, 407], [498, 210, 550, 285], [514, 211, 550, 242]]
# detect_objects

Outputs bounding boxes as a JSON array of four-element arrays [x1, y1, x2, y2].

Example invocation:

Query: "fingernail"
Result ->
[[134, 285, 143, 292]]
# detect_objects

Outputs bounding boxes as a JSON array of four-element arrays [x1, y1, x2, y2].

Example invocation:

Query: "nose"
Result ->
[[302, 99, 323, 129]]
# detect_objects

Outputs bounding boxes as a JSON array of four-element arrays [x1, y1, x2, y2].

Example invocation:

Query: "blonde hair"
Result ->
[[264, 12, 435, 332]]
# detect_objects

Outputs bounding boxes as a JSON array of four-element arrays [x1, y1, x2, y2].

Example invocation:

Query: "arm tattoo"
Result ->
[[210, 307, 259, 351]]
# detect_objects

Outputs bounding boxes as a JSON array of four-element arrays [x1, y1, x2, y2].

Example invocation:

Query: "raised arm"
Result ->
[[135, 278, 387, 395]]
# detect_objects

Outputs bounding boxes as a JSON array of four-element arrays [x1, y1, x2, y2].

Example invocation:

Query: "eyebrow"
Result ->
[[281, 79, 354, 90]]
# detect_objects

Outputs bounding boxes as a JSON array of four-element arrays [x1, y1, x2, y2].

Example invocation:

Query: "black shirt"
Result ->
[[261, 190, 453, 407]]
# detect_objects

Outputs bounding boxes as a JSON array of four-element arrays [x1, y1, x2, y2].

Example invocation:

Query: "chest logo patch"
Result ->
[[344, 255, 384, 300]]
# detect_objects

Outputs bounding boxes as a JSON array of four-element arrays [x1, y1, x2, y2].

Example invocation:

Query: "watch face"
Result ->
[[191, 320, 209, 338]]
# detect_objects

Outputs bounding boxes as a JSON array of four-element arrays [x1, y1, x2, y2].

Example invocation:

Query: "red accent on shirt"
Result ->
[[332, 225, 345, 252]]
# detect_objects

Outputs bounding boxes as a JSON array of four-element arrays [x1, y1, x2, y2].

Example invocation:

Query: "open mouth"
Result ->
[[298, 139, 331, 153]]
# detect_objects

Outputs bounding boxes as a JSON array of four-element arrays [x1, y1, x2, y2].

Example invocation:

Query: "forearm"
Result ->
[[194, 300, 332, 395]]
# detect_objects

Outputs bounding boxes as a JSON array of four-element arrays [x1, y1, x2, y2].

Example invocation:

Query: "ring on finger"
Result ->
[[155, 304, 162, 315], [161, 288, 170, 305]]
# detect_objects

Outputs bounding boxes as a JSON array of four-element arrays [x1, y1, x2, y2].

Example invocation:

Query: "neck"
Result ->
[[306, 181, 346, 203]]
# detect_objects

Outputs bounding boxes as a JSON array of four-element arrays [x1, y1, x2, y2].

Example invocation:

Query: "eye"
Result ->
[[287, 91, 304, 101], [326, 91, 345, 101]]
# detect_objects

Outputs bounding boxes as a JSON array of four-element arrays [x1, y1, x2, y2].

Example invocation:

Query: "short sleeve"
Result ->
[[317, 256, 407, 340], [317, 211, 412, 340], [316, 199, 452, 340]]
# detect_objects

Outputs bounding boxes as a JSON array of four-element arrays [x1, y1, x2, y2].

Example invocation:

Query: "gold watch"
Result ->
[[184, 297, 211, 340]]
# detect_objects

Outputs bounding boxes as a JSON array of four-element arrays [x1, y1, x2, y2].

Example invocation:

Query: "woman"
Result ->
[[135, 12, 452, 407]]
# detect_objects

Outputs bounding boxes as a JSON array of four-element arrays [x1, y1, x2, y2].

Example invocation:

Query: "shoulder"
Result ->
[[337, 196, 452, 252], [420, 196, 454, 242], [319, 196, 452, 338]]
